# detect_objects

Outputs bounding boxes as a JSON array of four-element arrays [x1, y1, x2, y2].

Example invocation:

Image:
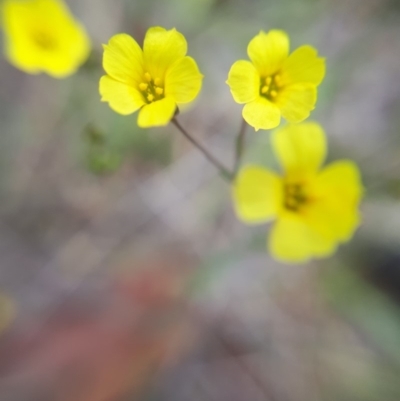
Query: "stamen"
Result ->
[[32, 30, 57, 50], [144, 72, 152, 82], [270, 90, 277, 98], [261, 86, 269, 94], [155, 87, 164, 95], [139, 82, 148, 91], [286, 199, 296, 208], [284, 183, 307, 212], [147, 94, 154, 102], [265, 76, 272, 85], [154, 78, 161, 86]]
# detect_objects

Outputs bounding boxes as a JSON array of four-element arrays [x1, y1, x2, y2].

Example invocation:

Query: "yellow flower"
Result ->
[[99, 27, 203, 128], [233, 122, 363, 263], [2, 0, 91, 78], [226, 30, 325, 131]]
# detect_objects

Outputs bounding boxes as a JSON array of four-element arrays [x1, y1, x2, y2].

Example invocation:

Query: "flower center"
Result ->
[[284, 183, 307, 212], [32, 30, 57, 51], [139, 72, 164, 104], [259, 73, 283, 101]]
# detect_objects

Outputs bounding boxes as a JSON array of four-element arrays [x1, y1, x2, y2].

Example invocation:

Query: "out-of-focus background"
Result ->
[[1, 0, 400, 400]]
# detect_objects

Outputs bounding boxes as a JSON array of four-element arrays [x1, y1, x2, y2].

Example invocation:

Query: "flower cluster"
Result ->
[[0, 1, 364, 264], [226, 32, 362, 263]]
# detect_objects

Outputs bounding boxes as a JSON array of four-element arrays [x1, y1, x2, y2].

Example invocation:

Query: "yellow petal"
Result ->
[[2, 0, 37, 67], [21, 0, 71, 19], [271, 122, 326, 176], [42, 20, 90, 78], [143, 27, 187, 79], [233, 165, 283, 224], [281, 45, 325, 86], [226, 60, 259, 104], [247, 30, 289, 76], [2, 3, 41, 76], [165, 56, 203, 104], [306, 160, 363, 241], [137, 97, 177, 128], [276, 83, 317, 123], [316, 161, 363, 205], [242, 97, 281, 131], [268, 215, 335, 264], [102, 33, 144, 86], [2, 0, 90, 77], [100, 75, 145, 115]]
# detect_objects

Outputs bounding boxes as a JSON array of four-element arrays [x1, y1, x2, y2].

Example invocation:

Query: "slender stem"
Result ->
[[234, 118, 248, 175], [171, 117, 234, 181]]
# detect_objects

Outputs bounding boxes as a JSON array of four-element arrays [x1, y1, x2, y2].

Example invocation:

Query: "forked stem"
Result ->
[[171, 117, 234, 182]]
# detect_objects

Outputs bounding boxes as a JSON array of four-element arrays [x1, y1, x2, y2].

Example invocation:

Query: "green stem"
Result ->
[[171, 117, 234, 182], [234, 118, 248, 175]]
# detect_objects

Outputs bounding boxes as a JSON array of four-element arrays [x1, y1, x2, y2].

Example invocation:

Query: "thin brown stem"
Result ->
[[234, 118, 248, 175], [171, 117, 234, 182]]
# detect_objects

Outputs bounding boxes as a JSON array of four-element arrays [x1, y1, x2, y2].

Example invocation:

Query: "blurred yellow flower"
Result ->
[[100, 27, 203, 128], [226, 30, 325, 131], [2, 0, 91, 78], [233, 122, 363, 263]]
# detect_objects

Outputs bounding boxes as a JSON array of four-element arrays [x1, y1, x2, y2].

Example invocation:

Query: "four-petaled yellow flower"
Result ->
[[233, 122, 363, 263], [2, 0, 91, 78], [99, 27, 203, 128], [226, 30, 325, 131]]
